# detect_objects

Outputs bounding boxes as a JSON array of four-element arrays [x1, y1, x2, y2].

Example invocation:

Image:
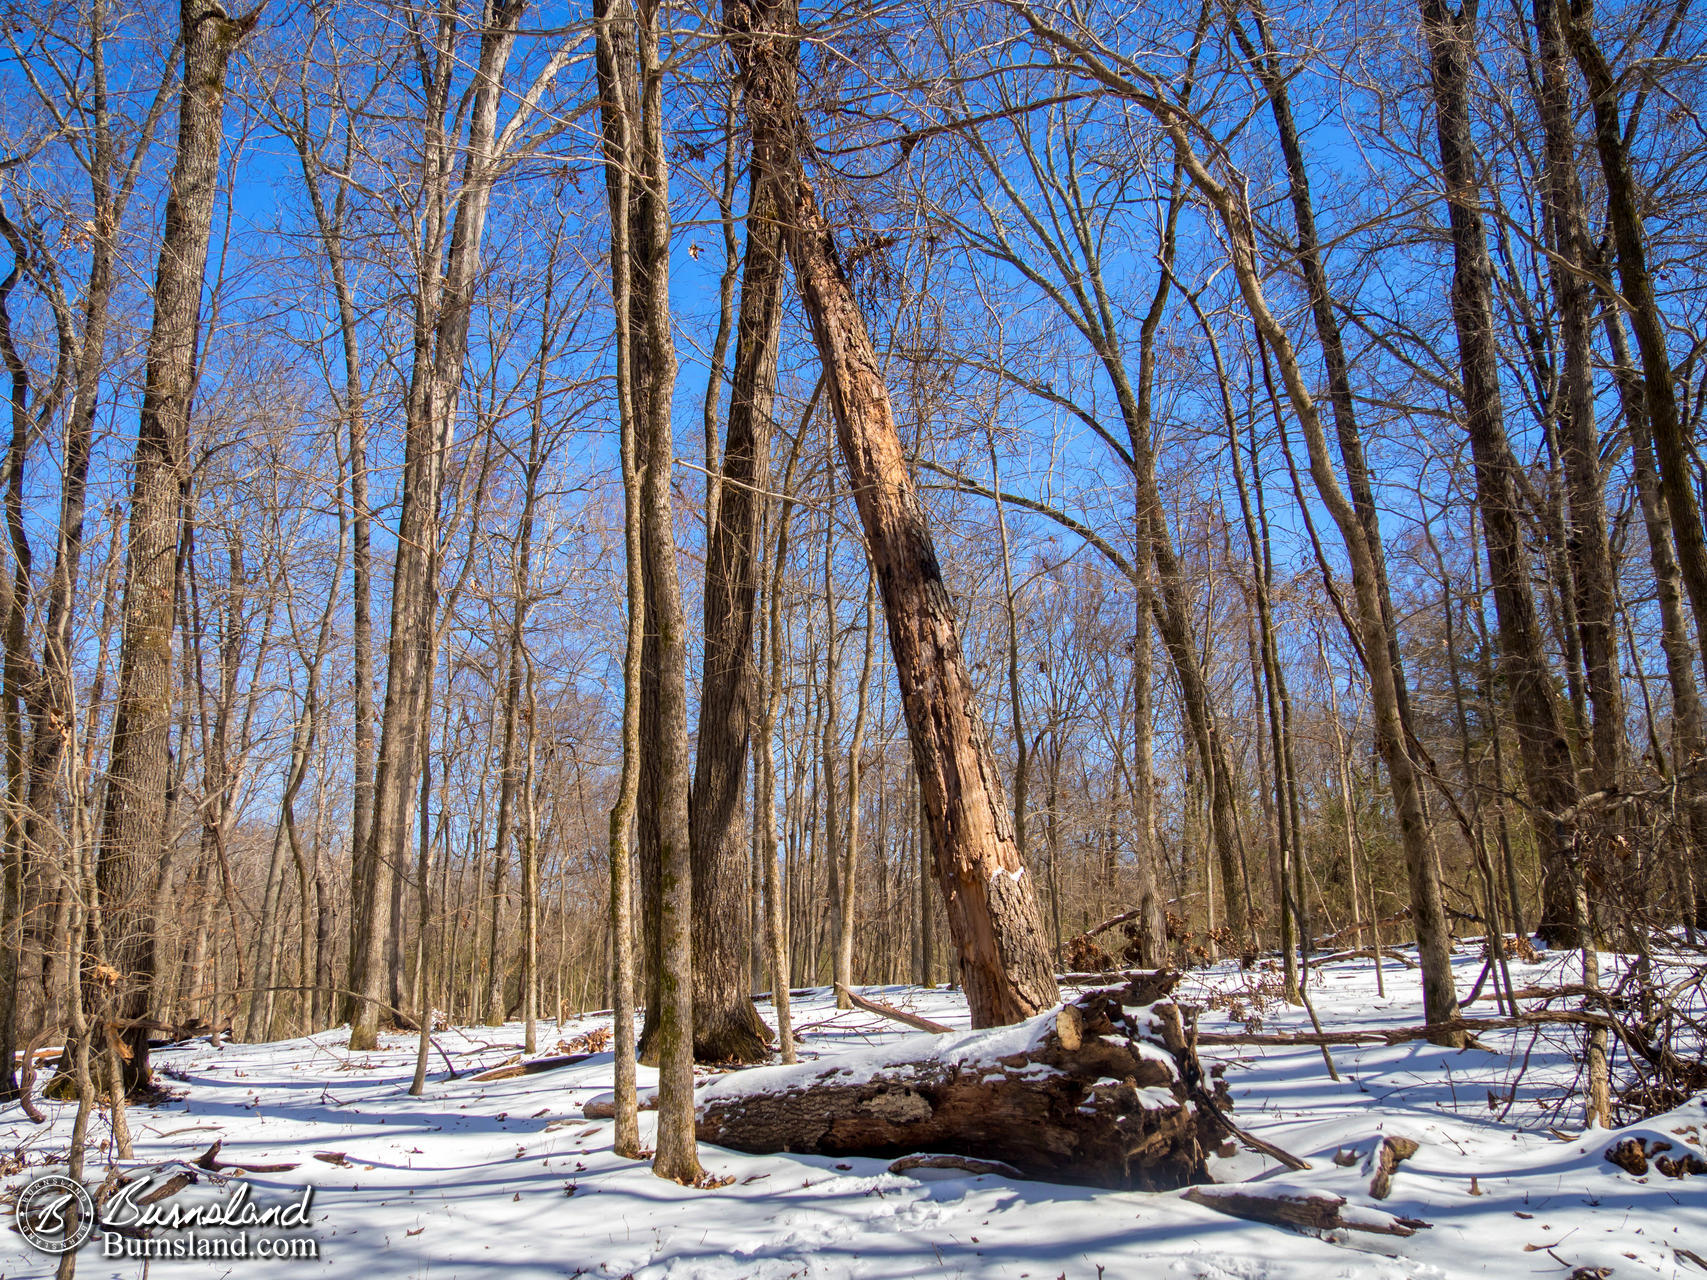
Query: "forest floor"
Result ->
[[4, 945, 1706, 1279]]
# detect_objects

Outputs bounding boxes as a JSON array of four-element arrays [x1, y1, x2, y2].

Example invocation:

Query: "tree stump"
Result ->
[[694, 973, 1229, 1189]]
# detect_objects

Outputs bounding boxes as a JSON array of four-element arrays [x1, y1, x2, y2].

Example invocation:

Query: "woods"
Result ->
[[2, 0, 1706, 1196]]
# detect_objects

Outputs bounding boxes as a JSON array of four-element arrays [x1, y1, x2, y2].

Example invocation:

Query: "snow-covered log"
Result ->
[[694, 973, 1230, 1189]]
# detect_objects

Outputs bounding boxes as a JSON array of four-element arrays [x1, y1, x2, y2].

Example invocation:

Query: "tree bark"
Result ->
[[743, 2, 1058, 1026], [1529, 0, 1623, 790], [595, 0, 700, 1183], [91, 0, 254, 1094], [1417, 0, 1579, 946], [686, 4, 793, 1055], [350, 0, 526, 1049], [1563, 0, 1707, 691], [696, 974, 1225, 1189]]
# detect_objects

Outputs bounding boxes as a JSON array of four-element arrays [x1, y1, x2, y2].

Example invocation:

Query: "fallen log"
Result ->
[[888, 1153, 1024, 1179], [1182, 1184, 1431, 1236], [1070, 908, 1147, 944], [470, 1052, 594, 1083], [582, 1088, 658, 1120], [833, 984, 952, 1034], [1307, 948, 1418, 970], [1462, 983, 1622, 1008], [694, 972, 1230, 1190], [1315, 910, 1413, 950]]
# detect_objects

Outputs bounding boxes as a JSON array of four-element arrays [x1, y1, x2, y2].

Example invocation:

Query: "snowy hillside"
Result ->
[[5, 948, 1705, 1279]]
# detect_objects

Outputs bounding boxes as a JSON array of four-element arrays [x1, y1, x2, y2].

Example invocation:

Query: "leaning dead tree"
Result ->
[[695, 973, 1229, 1188], [729, 0, 1058, 1029]]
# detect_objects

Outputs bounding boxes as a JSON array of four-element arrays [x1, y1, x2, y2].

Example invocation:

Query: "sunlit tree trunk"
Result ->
[[93, 0, 255, 1092]]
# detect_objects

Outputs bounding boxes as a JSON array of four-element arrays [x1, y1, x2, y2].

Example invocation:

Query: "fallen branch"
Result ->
[[1195, 1010, 1616, 1048], [1191, 1087, 1311, 1172], [1183, 1184, 1431, 1236], [1057, 970, 1161, 985], [192, 1139, 298, 1174], [135, 1172, 196, 1206], [833, 985, 952, 1034], [1069, 908, 1146, 943], [1461, 983, 1615, 1007], [751, 988, 825, 1004], [1315, 910, 1413, 950], [204, 984, 461, 1078], [888, 1153, 1024, 1179], [1145, 1002, 1311, 1174], [470, 1052, 595, 1083], [1307, 948, 1417, 970], [16, 1023, 60, 1123]]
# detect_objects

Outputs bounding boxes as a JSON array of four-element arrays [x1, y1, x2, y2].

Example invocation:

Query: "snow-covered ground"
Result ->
[[4, 946, 1705, 1278]]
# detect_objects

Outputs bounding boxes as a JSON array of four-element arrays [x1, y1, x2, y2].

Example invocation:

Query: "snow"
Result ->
[[3, 948, 1705, 1278], [696, 1007, 1055, 1106]]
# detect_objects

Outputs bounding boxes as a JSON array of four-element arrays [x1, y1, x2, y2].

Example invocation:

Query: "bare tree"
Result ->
[[93, 0, 257, 1093]]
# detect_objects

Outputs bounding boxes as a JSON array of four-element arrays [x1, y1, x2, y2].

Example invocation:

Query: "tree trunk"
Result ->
[[597, 0, 699, 1183], [1529, 0, 1623, 790], [757, 432, 804, 1062], [1602, 301, 1707, 923], [19, 0, 176, 1044], [1025, 21, 1467, 1031], [835, 568, 878, 1003], [350, 0, 525, 1049], [1419, 0, 1579, 946], [742, 0, 1057, 1027], [1563, 0, 1707, 689], [91, 0, 253, 1093], [285, 110, 375, 1029], [521, 670, 540, 1056], [483, 621, 526, 1025], [686, 3, 790, 1057]]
